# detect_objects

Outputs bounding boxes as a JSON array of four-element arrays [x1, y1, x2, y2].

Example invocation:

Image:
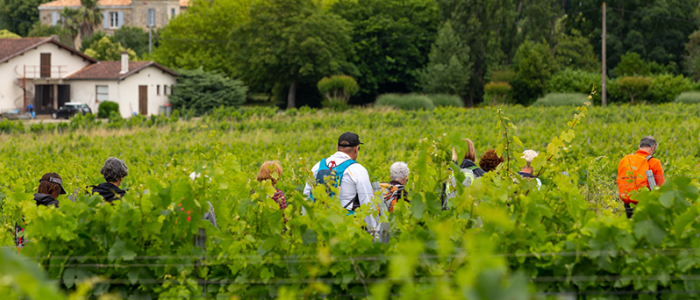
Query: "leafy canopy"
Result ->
[[152, 0, 253, 77], [0, 29, 20, 38], [0, 0, 51, 36], [169, 67, 248, 115], [416, 21, 472, 99], [234, 0, 354, 108], [330, 0, 440, 105], [83, 36, 136, 61], [512, 40, 557, 105]]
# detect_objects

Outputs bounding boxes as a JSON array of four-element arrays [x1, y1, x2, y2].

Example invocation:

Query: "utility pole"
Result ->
[[601, 2, 607, 106], [144, 1, 153, 53]]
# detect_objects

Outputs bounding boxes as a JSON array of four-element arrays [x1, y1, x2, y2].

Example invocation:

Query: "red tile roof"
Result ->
[[66, 61, 178, 80], [40, 0, 132, 7], [180, 0, 190, 6], [0, 37, 96, 64]]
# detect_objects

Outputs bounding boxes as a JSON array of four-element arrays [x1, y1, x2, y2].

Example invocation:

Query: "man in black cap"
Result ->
[[303, 132, 377, 228]]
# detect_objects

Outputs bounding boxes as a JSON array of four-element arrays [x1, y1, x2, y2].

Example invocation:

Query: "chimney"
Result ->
[[120, 51, 129, 74]]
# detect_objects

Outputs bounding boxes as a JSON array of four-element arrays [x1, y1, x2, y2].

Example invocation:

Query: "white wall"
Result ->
[[0, 42, 92, 112], [69, 80, 121, 113], [118, 66, 177, 118]]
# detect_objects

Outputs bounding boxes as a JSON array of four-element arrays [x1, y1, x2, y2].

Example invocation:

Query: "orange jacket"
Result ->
[[617, 150, 665, 204]]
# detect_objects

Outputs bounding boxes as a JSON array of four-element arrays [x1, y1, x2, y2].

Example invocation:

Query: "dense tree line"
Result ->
[[3, 0, 700, 107]]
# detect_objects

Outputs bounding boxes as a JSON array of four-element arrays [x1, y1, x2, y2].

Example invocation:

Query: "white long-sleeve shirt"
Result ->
[[303, 152, 377, 229]]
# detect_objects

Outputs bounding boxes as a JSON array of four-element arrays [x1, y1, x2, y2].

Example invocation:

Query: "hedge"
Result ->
[[427, 94, 462, 107], [532, 93, 588, 107], [674, 92, 700, 104], [97, 101, 120, 118], [375, 94, 435, 110]]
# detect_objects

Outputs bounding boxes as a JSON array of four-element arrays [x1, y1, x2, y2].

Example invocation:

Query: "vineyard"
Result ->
[[1, 104, 700, 299]]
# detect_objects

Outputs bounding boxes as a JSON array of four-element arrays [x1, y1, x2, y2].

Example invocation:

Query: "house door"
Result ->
[[34, 85, 54, 114], [58, 85, 70, 108], [40, 53, 51, 78], [139, 85, 148, 115]]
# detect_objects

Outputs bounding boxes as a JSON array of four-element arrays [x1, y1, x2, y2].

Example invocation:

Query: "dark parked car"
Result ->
[[52, 102, 92, 119]]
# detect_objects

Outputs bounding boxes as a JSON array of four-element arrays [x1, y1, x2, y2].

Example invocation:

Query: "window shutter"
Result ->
[[118, 12, 124, 29], [103, 12, 109, 29], [52, 12, 58, 26]]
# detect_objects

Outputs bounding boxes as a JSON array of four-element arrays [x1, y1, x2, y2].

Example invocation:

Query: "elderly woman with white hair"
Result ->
[[90, 157, 129, 203], [380, 162, 410, 212]]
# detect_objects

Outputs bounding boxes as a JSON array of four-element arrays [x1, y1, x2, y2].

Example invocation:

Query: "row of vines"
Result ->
[[1, 104, 700, 299]]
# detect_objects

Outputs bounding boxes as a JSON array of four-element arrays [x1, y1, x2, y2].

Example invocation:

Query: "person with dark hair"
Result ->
[[303, 132, 376, 229], [479, 149, 504, 172], [16, 173, 65, 249], [91, 157, 128, 203], [36, 173, 65, 207], [617, 136, 665, 218]]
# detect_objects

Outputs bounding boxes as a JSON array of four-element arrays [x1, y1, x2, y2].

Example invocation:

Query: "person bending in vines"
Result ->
[[90, 157, 128, 203], [15, 173, 66, 249]]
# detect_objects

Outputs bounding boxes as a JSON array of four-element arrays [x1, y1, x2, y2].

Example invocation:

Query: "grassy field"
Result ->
[[1, 104, 700, 299]]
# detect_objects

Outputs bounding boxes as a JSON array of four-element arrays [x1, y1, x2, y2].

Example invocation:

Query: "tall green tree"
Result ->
[[512, 40, 557, 105], [330, 0, 440, 104], [153, 0, 252, 77], [684, 31, 700, 80], [59, 7, 80, 47], [0, 0, 51, 36], [567, 0, 697, 74], [113, 26, 153, 58], [75, 0, 102, 42], [439, 0, 516, 106], [416, 21, 472, 99], [234, 0, 354, 108]]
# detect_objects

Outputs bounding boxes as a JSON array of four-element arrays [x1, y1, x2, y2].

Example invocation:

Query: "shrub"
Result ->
[[170, 67, 248, 116], [548, 68, 603, 104], [489, 68, 517, 84], [484, 82, 512, 105], [321, 100, 349, 112], [532, 93, 588, 107], [317, 75, 359, 104], [97, 101, 120, 118], [427, 94, 462, 107], [375, 94, 435, 110], [615, 76, 652, 104], [614, 52, 649, 77], [674, 92, 700, 104], [645, 74, 693, 104]]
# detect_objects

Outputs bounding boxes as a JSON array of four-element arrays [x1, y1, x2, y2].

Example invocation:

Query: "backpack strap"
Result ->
[[332, 159, 357, 187]]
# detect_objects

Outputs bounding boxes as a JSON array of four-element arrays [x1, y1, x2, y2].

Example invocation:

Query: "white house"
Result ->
[[0, 36, 178, 118]]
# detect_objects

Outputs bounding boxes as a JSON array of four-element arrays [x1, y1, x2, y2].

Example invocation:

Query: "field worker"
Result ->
[[91, 157, 128, 203], [35, 173, 66, 207], [479, 149, 504, 172], [256, 161, 287, 211], [617, 136, 665, 219], [380, 162, 409, 213], [303, 132, 377, 229]]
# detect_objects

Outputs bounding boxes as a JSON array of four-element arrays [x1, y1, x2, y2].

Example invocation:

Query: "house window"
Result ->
[[109, 12, 119, 28], [157, 85, 160, 95], [96, 85, 109, 101], [164, 85, 168, 95], [171, 8, 176, 18]]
